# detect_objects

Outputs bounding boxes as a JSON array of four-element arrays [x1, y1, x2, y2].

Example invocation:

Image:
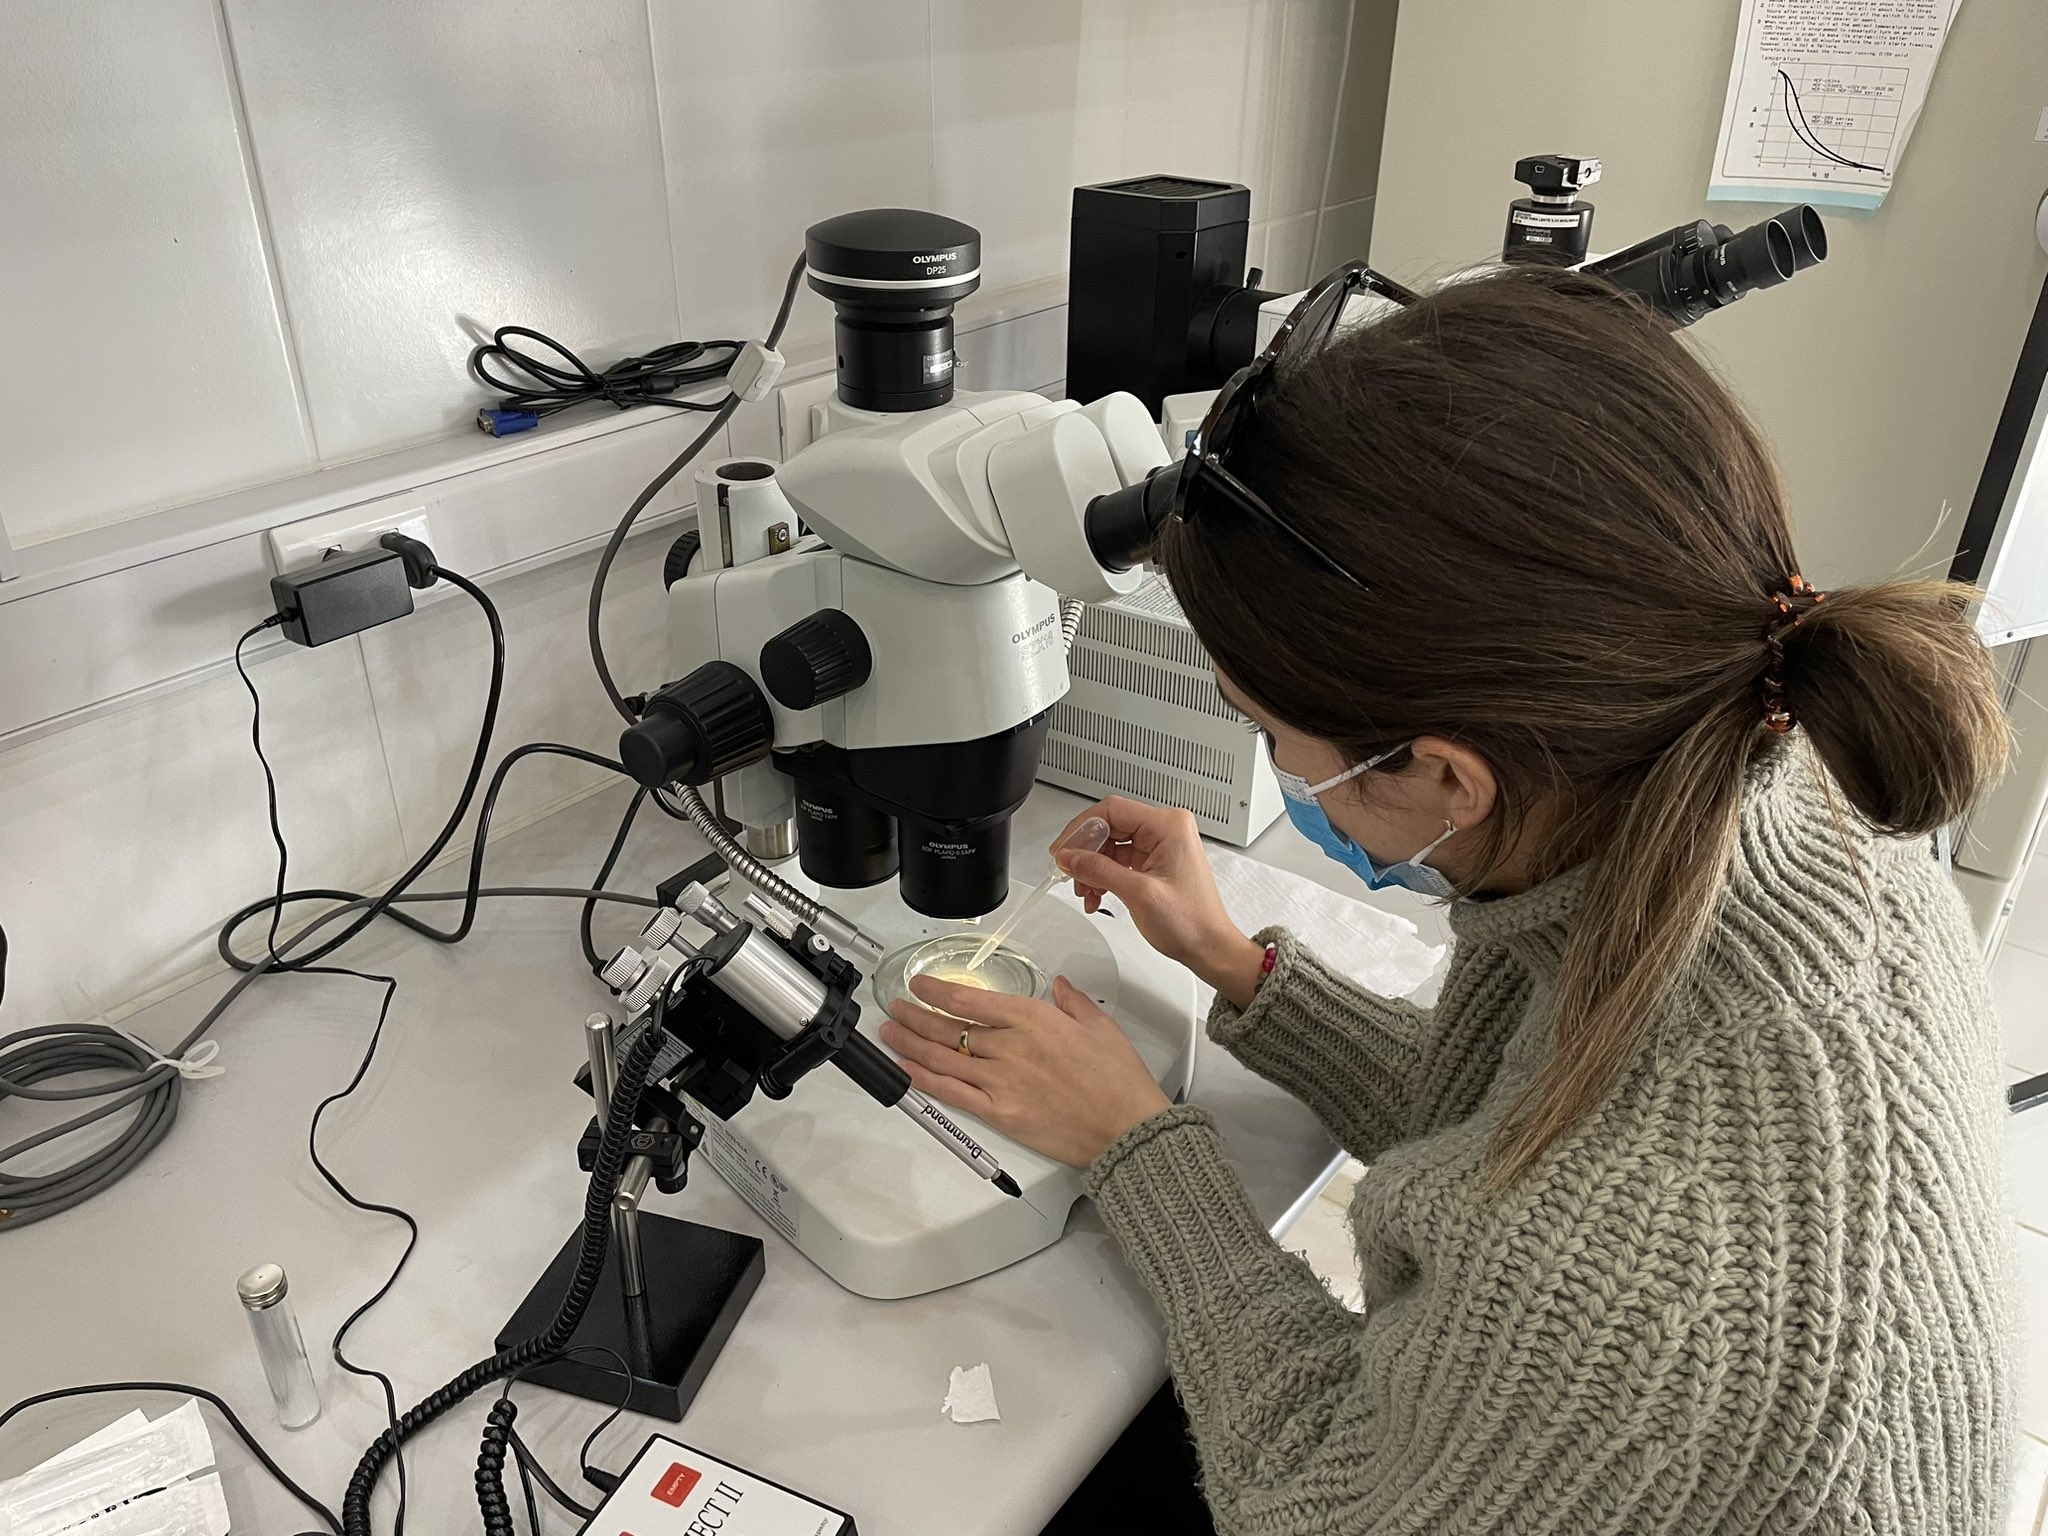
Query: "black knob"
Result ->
[[619, 660, 774, 787], [662, 530, 703, 588], [760, 610, 873, 710]]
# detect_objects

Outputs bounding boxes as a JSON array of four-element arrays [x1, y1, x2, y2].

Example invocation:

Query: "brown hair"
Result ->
[[1159, 264, 2009, 1185]]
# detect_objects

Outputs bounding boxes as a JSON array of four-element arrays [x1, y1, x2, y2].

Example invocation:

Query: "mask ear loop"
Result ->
[[1303, 740, 1409, 798], [1412, 819, 1459, 863]]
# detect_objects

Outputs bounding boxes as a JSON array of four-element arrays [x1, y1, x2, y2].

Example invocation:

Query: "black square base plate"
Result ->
[[496, 1214, 764, 1421]]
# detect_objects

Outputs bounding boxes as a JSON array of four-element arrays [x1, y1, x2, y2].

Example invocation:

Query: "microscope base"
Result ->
[[497, 1215, 765, 1421], [685, 878, 1200, 1298]]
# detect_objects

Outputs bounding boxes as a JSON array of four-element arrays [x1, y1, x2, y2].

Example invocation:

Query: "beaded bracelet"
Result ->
[[1256, 941, 1279, 989]]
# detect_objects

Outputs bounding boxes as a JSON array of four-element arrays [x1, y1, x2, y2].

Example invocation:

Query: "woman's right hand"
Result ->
[[1052, 798, 1267, 1007]]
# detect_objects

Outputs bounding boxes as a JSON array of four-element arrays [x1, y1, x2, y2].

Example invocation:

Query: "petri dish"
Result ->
[[871, 932, 1048, 1018]]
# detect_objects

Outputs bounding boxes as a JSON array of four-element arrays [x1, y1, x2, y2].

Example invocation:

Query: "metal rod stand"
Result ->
[[502, 1010, 767, 1420]]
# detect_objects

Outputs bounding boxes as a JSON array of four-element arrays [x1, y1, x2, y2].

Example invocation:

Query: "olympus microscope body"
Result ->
[[630, 211, 1198, 1298]]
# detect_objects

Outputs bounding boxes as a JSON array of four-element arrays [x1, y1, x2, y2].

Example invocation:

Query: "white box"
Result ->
[[1039, 574, 1283, 846], [582, 1435, 855, 1536]]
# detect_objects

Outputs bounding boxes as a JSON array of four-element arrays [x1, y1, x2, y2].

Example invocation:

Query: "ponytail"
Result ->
[[1782, 580, 2010, 837]]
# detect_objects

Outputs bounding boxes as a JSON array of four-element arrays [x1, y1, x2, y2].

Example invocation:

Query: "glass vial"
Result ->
[[236, 1263, 321, 1429]]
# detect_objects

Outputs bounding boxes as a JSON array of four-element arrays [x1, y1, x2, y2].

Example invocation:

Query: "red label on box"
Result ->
[[652, 1462, 702, 1508]]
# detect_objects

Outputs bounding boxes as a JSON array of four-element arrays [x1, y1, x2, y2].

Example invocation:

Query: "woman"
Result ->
[[879, 264, 2021, 1535]]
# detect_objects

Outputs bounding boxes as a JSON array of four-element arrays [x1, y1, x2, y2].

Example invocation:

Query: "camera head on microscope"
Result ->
[[804, 208, 982, 413]]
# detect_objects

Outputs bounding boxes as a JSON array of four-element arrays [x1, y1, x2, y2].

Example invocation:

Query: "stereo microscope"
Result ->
[[609, 209, 1199, 1299]]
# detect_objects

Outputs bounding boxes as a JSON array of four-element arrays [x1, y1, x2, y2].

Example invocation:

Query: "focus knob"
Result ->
[[662, 530, 703, 588], [759, 609, 872, 711], [619, 660, 774, 788]]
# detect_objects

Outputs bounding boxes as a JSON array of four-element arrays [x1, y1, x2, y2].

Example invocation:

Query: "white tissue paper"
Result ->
[[942, 1363, 1001, 1424], [1206, 845, 1444, 999]]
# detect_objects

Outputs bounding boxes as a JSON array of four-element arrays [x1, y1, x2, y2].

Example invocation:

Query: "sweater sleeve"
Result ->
[[1087, 1107, 1761, 1535], [1205, 927, 1431, 1161]]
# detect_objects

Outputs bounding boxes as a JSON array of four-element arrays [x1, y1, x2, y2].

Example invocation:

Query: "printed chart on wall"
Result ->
[[1709, 0, 1962, 210]]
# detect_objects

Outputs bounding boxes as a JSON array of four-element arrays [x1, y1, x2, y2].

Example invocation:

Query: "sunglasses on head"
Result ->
[[1167, 262, 1419, 589]]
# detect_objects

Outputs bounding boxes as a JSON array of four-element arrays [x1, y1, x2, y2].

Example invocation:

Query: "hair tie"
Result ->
[[1759, 573, 1826, 732]]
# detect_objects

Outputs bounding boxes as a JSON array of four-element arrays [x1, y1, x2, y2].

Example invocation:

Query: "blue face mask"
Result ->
[[1272, 743, 1461, 900]]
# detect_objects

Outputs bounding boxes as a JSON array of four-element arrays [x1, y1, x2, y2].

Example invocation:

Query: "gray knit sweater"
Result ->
[[1086, 744, 2020, 1534]]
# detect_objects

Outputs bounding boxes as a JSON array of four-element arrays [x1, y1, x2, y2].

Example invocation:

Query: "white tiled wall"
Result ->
[[220, 0, 683, 461], [0, 0, 1396, 1026], [0, 0, 312, 546]]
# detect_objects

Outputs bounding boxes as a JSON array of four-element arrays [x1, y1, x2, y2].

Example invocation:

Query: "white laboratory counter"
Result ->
[[0, 782, 1362, 1536]]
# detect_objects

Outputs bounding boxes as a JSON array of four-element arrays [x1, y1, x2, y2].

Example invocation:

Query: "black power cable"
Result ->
[[234, 635, 422, 1528], [582, 785, 658, 974], [228, 591, 683, 1536], [220, 565, 507, 973], [588, 251, 808, 720], [217, 742, 671, 972], [239, 620, 426, 1535], [469, 328, 743, 430], [299, 962, 415, 1536]]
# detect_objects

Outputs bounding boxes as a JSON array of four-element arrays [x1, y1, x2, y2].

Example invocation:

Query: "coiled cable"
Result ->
[[474, 1398, 520, 1535], [340, 1022, 662, 1536], [1059, 595, 1086, 650]]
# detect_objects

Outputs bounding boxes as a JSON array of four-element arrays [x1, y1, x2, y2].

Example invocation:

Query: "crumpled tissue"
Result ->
[[942, 1363, 1001, 1424]]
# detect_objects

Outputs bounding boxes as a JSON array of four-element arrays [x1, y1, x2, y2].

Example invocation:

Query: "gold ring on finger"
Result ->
[[958, 1029, 973, 1058]]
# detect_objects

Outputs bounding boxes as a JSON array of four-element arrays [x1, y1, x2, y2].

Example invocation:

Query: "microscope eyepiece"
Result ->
[[1709, 216, 1796, 297], [805, 208, 981, 413], [1084, 465, 1181, 573], [1771, 204, 1828, 271], [1584, 205, 1825, 328]]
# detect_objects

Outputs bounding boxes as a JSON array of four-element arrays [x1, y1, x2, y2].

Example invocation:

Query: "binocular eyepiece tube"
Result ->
[[1586, 205, 1826, 328]]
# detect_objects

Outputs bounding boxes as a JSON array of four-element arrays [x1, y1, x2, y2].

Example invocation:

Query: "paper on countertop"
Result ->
[[2, 1399, 218, 1536], [1207, 844, 1444, 1000], [24, 1411, 148, 1478], [942, 1363, 1001, 1424], [53, 1473, 232, 1536], [1707, 0, 1961, 210]]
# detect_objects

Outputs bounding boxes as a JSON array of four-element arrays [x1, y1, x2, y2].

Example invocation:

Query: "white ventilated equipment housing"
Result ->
[[1040, 574, 1284, 846]]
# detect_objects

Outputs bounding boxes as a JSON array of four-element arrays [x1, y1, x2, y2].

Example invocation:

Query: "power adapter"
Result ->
[[269, 548, 415, 647]]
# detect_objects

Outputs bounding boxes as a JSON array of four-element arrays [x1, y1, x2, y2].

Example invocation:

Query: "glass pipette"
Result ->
[[966, 817, 1111, 972]]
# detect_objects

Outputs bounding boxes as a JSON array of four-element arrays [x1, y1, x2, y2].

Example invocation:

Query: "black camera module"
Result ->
[[804, 209, 981, 413]]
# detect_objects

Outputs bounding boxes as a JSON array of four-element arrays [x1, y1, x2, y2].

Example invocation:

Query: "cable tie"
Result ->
[[113, 1027, 226, 1081]]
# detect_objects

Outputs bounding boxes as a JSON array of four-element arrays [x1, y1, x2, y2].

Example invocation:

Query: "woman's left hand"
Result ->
[[879, 975, 1172, 1169]]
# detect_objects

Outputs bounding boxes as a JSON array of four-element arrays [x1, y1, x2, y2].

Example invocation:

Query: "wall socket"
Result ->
[[267, 506, 435, 575]]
